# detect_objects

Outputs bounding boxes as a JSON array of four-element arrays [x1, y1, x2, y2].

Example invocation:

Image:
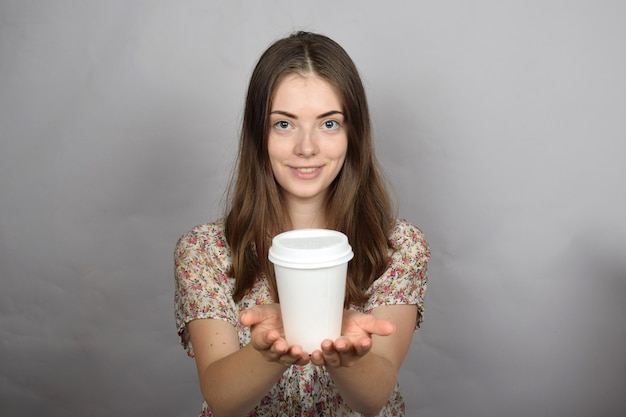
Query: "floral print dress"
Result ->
[[174, 219, 429, 417]]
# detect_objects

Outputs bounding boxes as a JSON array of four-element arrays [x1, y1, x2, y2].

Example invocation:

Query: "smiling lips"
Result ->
[[291, 166, 322, 178]]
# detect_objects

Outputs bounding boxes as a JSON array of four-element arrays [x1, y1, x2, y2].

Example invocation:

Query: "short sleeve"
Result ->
[[363, 219, 430, 329], [174, 222, 238, 357]]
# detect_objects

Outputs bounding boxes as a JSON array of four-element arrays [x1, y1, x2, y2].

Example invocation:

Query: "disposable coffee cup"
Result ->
[[268, 229, 354, 353]]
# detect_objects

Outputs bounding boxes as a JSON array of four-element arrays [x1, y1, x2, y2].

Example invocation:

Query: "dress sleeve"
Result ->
[[174, 223, 238, 357], [363, 219, 430, 329]]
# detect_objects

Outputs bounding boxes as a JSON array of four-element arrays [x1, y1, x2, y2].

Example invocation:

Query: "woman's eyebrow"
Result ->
[[318, 110, 344, 119], [270, 110, 344, 119], [270, 110, 297, 118]]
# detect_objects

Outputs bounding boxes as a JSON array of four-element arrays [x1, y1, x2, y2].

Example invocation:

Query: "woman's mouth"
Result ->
[[291, 166, 322, 178]]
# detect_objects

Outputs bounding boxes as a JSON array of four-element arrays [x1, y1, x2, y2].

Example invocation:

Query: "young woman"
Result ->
[[174, 31, 429, 417]]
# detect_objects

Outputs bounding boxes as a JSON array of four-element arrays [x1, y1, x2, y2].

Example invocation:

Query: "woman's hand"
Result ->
[[240, 304, 310, 367], [309, 309, 395, 368]]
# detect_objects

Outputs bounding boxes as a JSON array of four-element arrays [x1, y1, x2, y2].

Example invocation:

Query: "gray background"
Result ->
[[1, 1, 625, 416]]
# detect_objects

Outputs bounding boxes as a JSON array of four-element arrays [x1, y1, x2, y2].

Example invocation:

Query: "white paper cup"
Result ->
[[268, 229, 354, 353]]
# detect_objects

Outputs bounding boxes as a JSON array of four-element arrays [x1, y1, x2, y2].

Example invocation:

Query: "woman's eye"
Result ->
[[274, 120, 291, 130], [322, 120, 339, 130]]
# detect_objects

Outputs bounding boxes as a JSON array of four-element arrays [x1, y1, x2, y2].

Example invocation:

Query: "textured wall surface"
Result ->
[[1, 1, 625, 416]]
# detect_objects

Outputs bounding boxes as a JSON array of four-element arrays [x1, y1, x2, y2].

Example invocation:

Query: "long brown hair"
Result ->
[[225, 31, 394, 306]]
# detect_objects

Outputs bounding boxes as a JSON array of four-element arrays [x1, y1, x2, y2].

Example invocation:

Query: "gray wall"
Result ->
[[1, 1, 625, 416]]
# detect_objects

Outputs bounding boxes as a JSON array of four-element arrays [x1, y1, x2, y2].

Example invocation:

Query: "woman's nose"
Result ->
[[295, 129, 319, 157]]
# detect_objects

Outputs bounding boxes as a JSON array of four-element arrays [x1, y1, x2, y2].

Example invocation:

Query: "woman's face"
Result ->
[[268, 74, 348, 210]]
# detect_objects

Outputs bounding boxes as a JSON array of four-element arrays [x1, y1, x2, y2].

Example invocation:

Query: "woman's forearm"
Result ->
[[199, 343, 287, 417], [328, 352, 398, 417]]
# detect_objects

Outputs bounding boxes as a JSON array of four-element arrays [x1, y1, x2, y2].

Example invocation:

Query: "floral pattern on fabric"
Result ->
[[174, 219, 429, 416]]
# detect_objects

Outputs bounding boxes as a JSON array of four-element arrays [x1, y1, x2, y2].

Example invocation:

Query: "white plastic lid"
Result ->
[[268, 229, 354, 269]]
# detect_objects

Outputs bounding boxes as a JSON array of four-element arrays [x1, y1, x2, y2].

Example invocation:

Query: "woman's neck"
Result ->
[[286, 198, 326, 230]]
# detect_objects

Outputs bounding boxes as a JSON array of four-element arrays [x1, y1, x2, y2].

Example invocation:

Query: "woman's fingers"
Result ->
[[352, 312, 395, 337], [352, 336, 372, 356], [242, 306, 394, 368], [308, 337, 371, 368], [321, 339, 342, 367], [240, 304, 279, 326], [368, 318, 395, 336], [276, 345, 306, 366]]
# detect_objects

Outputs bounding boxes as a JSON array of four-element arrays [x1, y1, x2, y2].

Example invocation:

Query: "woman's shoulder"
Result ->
[[175, 219, 228, 252], [389, 218, 429, 257]]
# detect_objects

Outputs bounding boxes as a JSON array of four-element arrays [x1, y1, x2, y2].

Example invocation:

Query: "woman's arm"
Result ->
[[310, 304, 418, 417], [188, 305, 309, 417], [188, 318, 282, 417]]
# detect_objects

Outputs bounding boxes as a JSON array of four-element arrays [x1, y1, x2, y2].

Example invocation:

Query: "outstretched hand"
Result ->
[[310, 309, 395, 368], [240, 304, 310, 367]]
